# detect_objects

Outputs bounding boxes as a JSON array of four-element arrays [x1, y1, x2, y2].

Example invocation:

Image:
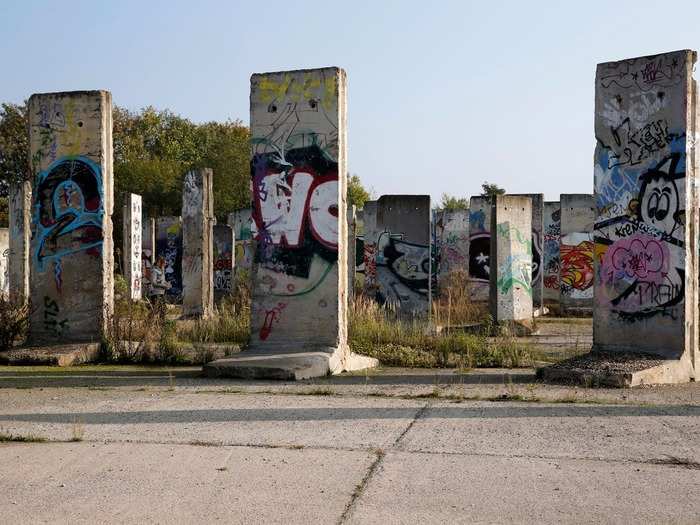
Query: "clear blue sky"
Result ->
[[3, 0, 700, 203]]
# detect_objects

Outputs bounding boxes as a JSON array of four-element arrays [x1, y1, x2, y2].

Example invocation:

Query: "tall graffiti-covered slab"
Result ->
[[593, 50, 698, 368], [27, 91, 114, 343], [468, 197, 490, 302], [249, 68, 348, 357], [374, 195, 431, 317], [560, 194, 595, 314], [489, 196, 533, 327], [542, 201, 561, 309]]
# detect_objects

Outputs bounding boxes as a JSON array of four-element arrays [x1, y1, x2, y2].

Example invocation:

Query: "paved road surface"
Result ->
[[0, 368, 698, 524]]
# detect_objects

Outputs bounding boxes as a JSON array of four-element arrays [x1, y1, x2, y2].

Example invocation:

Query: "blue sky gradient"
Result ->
[[3, 0, 700, 202]]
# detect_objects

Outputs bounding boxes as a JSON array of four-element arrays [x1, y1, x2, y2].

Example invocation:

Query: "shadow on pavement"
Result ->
[[1, 404, 698, 424]]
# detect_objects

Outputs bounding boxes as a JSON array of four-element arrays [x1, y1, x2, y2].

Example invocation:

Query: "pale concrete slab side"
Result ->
[[26, 90, 114, 345], [511, 193, 544, 309], [181, 168, 214, 318], [489, 195, 533, 331], [8, 181, 31, 305], [122, 193, 142, 300]]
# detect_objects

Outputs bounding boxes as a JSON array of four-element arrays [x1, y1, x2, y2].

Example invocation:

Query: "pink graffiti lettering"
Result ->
[[606, 235, 668, 284]]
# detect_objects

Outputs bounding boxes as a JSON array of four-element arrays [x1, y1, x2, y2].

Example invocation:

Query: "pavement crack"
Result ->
[[337, 448, 385, 525], [393, 403, 429, 447]]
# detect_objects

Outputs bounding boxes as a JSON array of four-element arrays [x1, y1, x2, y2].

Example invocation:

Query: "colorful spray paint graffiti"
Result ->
[[27, 91, 113, 343], [495, 223, 533, 297], [468, 199, 490, 301], [433, 210, 469, 292], [34, 156, 104, 275], [560, 232, 594, 300], [156, 217, 183, 299], [594, 50, 692, 353], [543, 205, 561, 301], [213, 224, 234, 301], [374, 231, 430, 316], [0, 230, 9, 299], [249, 68, 345, 348]]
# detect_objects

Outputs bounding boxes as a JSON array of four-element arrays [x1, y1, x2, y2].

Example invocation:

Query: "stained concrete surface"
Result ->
[[0, 373, 698, 524]]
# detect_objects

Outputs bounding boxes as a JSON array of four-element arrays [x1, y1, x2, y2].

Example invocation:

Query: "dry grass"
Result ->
[[349, 294, 532, 368]]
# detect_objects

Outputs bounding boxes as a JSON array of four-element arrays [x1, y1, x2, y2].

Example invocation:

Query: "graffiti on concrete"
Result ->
[[560, 232, 594, 299], [34, 156, 103, 272]]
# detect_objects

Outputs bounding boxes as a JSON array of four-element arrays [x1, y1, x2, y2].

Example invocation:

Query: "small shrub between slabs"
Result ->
[[0, 297, 30, 351], [348, 294, 532, 368]]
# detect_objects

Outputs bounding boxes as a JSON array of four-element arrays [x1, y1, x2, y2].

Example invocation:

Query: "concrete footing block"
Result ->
[[203, 349, 378, 381], [0, 343, 101, 366], [537, 353, 694, 387]]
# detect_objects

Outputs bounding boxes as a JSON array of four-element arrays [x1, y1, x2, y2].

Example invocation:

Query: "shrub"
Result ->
[[0, 298, 30, 351]]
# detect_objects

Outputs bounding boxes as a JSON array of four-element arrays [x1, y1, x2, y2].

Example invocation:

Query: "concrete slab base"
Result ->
[[203, 350, 378, 381], [537, 353, 694, 387], [0, 343, 101, 366]]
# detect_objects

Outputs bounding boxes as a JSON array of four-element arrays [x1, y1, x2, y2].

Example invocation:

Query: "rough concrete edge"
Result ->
[[0, 343, 101, 367], [536, 358, 693, 388]]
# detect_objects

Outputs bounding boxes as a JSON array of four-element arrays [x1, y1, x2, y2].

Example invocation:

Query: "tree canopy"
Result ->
[[347, 174, 371, 209], [0, 102, 250, 222], [439, 193, 469, 211], [480, 181, 506, 198]]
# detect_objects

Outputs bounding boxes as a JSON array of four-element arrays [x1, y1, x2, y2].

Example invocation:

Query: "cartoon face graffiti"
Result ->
[[638, 153, 683, 238]]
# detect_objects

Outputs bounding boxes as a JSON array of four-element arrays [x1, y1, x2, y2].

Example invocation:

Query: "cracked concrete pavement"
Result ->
[[0, 367, 698, 524]]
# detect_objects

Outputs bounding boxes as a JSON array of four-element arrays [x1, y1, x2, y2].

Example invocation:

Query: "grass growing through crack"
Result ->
[[0, 431, 47, 443]]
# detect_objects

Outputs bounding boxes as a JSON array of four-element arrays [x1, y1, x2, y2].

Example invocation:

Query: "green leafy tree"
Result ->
[[480, 181, 506, 198], [0, 102, 29, 197], [347, 174, 371, 208], [439, 193, 469, 211]]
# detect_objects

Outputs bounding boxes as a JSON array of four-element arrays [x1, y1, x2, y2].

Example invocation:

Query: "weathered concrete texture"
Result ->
[[27, 91, 114, 344], [227, 208, 253, 290], [489, 196, 533, 329], [0, 442, 375, 525], [0, 228, 8, 298], [182, 169, 214, 318], [347, 205, 356, 297], [560, 194, 595, 315], [155, 216, 182, 299], [212, 224, 234, 302], [0, 343, 100, 366], [122, 193, 142, 300], [434, 209, 469, 292], [373, 194, 432, 317], [208, 67, 375, 379], [361, 200, 378, 295], [593, 50, 698, 384], [543, 201, 561, 310], [511, 194, 544, 308], [8, 181, 31, 304], [468, 196, 490, 301]]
